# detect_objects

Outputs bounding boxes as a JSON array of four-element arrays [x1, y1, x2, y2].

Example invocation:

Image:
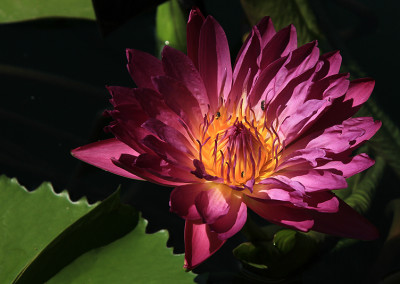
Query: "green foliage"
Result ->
[[0, 175, 94, 284], [273, 229, 297, 254], [234, 225, 324, 280], [48, 216, 194, 284], [0, 175, 195, 283], [156, 0, 187, 56], [0, 0, 95, 23], [14, 188, 139, 283], [240, 0, 325, 46]]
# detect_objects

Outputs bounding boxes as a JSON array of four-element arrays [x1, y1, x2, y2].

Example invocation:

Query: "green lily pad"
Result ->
[[48, 215, 195, 284], [0, 0, 95, 23], [14, 188, 138, 283], [0, 175, 94, 284]]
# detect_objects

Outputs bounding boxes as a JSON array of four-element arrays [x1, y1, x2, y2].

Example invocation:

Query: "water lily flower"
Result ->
[[72, 8, 381, 269]]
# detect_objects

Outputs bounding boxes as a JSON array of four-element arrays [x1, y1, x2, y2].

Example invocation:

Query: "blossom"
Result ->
[[72, 8, 381, 269]]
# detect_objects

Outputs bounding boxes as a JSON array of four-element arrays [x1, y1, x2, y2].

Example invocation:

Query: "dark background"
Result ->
[[1, 0, 399, 282]]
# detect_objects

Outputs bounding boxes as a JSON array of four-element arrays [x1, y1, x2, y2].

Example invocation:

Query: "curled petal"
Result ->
[[170, 183, 206, 220], [209, 194, 248, 240], [195, 184, 231, 224]]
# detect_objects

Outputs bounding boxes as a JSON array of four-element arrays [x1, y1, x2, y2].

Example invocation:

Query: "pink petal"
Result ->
[[186, 7, 205, 68], [198, 16, 232, 110], [133, 88, 188, 135], [315, 50, 342, 81], [161, 45, 209, 115], [209, 194, 248, 239], [140, 134, 193, 168], [195, 185, 231, 224], [152, 75, 203, 133], [230, 26, 261, 103], [106, 103, 151, 152], [344, 78, 375, 108], [243, 195, 314, 231], [316, 153, 375, 178], [284, 41, 320, 80], [260, 24, 297, 69], [303, 191, 339, 213], [345, 117, 382, 150], [107, 85, 137, 106], [304, 78, 375, 133], [170, 183, 206, 220], [277, 148, 327, 171], [282, 169, 348, 192], [114, 153, 193, 186], [255, 16, 276, 48], [279, 99, 328, 144], [310, 198, 379, 240], [126, 49, 164, 89], [141, 118, 197, 157], [248, 55, 289, 110], [71, 138, 143, 180], [308, 73, 350, 101], [184, 220, 225, 269], [289, 117, 379, 155]]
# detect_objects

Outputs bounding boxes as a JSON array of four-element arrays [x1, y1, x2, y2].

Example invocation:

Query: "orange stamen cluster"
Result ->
[[196, 96, 282, 190]]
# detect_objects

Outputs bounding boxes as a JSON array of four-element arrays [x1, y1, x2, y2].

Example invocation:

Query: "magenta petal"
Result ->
[[277, 148, 327, 171], [107, 85, 137, 106], [186, 7, 205, 68], [317, 153, 374, 178], [279, 99, 328, 144], [255, 16, 276, 48], [315, 50, 342, 80], [198, 16, 232, 110], [71, 138, 143, 180], [244, 195, 314, 232], [153, 75, 203, 132], [285, 169, 348, 192], [133, 88, 187, 134], [126, 49, 164, 89], [170, 183, 206, 220], [344, 78, 375, 108], [115, 153, 192, 186], [184, 220, 225, 269], [310, 198, 379, 240], [210, 199, 247, 240], [162, 45, 209, 115], [141, 118, 196, 157], [195, 186, 230, 224], [260, 24, 297, 69], [230, 26, 261, 103], [303, 191, 339, 213]]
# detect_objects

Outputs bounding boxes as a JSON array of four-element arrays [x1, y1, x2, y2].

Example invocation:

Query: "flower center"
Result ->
[[196, 97, 282, 190]]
